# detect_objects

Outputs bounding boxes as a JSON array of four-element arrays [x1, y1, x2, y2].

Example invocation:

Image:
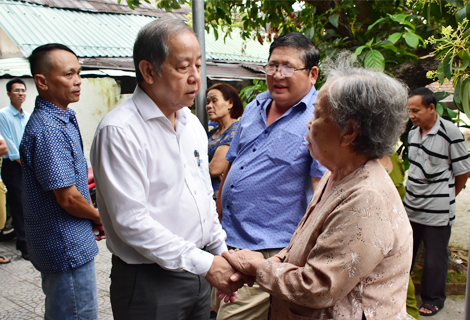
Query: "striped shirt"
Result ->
[[404, 115, 470, 226]]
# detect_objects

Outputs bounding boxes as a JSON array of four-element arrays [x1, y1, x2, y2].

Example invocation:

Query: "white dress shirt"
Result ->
[[90, 86, 227, 275]]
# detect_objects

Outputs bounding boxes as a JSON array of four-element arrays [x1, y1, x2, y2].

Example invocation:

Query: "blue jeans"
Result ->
[[41, 259, 98, 320]]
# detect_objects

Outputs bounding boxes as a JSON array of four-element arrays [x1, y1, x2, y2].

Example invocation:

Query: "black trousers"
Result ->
[[1, 158, 26, 252], [110, 255, 211, 320], [411, 221, 451, 309]]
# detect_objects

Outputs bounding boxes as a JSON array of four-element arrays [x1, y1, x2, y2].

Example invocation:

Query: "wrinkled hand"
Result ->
[[222, 249, 265, 277], [206, 255, 244, 295], [92, 222, 106, 241], [215, 271, 256, 303]]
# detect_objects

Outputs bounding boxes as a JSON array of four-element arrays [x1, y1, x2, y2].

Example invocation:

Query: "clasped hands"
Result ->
[[205, 249, 266, 303]]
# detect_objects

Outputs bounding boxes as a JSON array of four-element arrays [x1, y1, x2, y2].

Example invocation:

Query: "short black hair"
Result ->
[[6, 78, 26, 92], [268, 32, 320, 71], [28, 43, 77, 76], [409, 87, 437, 108]]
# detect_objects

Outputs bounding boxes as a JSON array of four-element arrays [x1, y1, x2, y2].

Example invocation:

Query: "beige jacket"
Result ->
[[256, 160, 412, 320]]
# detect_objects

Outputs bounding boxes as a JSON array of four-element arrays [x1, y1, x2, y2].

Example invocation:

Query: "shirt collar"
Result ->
[[35, 96, 75, 123], [132, 85, 190, 126], [256, 85, 317, 112], [7, 104, 25, 118], [427, 114, 441, 136]]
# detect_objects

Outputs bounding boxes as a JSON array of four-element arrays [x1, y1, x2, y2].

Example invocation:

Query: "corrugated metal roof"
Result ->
[[19, 0, 191, 17], [0, 0, 270, 62], [205, 30, 268, 63], [0, 0, 154, 57]]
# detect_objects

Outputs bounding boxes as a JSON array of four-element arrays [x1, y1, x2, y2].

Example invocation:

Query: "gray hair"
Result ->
[[322, 52, 409, 159], [133, 18, 194, 84]]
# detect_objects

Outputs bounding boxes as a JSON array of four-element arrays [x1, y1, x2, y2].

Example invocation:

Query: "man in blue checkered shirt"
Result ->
[[20, 43, 105, 320]]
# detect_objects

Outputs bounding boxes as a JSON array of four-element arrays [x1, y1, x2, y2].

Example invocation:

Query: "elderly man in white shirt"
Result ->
[[90, 18, 242, 320]]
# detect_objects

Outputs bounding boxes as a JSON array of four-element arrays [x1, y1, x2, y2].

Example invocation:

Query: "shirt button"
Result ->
[[194, 190, 197, 195], [241, 166, 244, 170], [253, 148, 256, 152], [226, 205, 230, 209], [183, 164, 186, 168], [264, 130, 268, 134], [230, 185, 234, 188]]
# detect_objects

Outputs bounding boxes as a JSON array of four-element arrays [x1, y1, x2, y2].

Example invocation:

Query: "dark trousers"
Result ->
[[1, 158, 26, 252], [411, 221, 451, 309], [110, 255, 211, 320]]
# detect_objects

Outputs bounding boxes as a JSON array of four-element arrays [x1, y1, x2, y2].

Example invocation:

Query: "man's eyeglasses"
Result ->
[[264, 64, 308, 78], [12, 89, 26, 93]]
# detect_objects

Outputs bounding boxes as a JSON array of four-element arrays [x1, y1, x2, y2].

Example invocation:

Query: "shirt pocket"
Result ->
[[267, 129, 304, 165]]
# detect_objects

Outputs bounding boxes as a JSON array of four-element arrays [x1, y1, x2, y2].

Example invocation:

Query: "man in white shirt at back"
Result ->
[[91, 18, 242, 320]]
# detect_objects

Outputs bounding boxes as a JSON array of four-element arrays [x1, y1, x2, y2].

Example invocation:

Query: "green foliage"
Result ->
[[239, 79, 267, 107], [424, 0, 470, 120]]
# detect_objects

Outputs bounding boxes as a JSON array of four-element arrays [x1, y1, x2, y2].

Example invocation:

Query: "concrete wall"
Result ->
[[0, 77, 131, 165]]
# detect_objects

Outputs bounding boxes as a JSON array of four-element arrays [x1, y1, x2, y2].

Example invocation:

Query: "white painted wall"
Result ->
[[0, 77, 132, 165]]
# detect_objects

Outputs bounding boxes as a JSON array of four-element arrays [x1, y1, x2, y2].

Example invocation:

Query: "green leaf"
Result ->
[[364, 50, 385, 72], [455, 49, 470, 70], [436, 102, 444, 116], [404, 32, 419, 49], [446, 108, 458, 118], [329, 14, 339, 28], [403, 21, 416, 31], [435, 91, 452, 101], [304, 27, 314, 39], [390, 13, 406, 23], [387, 32, 402, 44], [381, 44, 398, 52], [354, 45, 367, 56], [461, 78, 470, 118], [462, 27, 470, 39], [454, 80, 462, 104], [437, 61, 446, 84], [446, 0, 464, 8], [457, 7, 467, 22], [367, 17, 386, 31], [442, 54, 453, 80]]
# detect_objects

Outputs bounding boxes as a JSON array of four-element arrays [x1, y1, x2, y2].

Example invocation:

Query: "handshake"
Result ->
[[205, 249, 267, 303]]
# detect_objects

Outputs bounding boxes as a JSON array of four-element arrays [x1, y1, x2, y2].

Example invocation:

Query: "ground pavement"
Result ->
[[0, 181, 469, 319]]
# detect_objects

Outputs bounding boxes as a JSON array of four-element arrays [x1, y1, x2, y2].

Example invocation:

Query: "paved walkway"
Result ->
[[0, 239, 113, 319]]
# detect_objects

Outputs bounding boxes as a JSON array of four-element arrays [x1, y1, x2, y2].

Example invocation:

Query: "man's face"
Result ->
[[407, 95, 435, 129], [266, 46, 317, 109], [7, 83, 26, 106], [44, 49, 82, 109], [151, 31, 201, 113]]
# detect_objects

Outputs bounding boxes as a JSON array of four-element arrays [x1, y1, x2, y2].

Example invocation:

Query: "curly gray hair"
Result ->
[[321, 52, 409, 159]]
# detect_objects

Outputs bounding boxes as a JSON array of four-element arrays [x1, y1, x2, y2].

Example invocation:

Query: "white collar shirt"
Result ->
[[90, 86, 227, 275]]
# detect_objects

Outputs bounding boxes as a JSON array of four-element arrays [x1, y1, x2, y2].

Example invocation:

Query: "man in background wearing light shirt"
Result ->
[[91, 18, 242, 320], [0, 78, 30, 260]]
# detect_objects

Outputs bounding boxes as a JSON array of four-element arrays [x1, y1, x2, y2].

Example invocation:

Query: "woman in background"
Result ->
[[206, 83, 244, 200]]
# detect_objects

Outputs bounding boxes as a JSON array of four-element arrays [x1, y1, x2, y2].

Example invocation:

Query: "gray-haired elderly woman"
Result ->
[[222, 56, 413, 320]]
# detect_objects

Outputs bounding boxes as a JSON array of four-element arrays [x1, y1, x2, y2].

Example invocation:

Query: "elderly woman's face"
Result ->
[[206, 89, 233, 122], [306, 85, 343, 166]]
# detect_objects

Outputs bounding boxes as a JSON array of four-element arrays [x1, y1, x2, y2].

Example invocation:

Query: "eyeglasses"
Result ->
[[264, 64, 308, 77], [12, 89, 26, 93]]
